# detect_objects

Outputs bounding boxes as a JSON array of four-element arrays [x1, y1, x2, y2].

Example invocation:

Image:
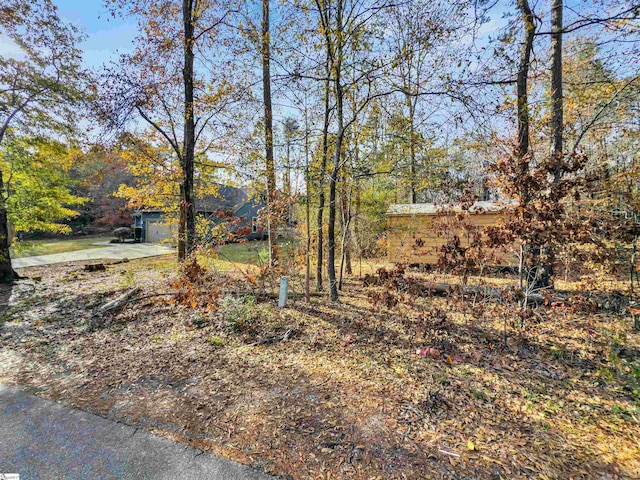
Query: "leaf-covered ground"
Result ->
[[1, 256, 638, 479]]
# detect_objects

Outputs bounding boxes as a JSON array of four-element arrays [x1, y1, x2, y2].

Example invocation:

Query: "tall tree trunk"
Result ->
[[262, 0, 278, 266], [316, 55, 330, 291], [178, 185, 186, 260], [541, 0, 564, 288], [182, 0, 196, 259], [516, 0, 535, 167], [405, 91, 417, 203], [344, 217, 352, 275], [285, 140, 291, 198], [338, 167, 352, 288], [339, 162, 352, 279], [0, 169, 15, 283], [304, 111, 311, 302], [516, 0, 536, 289], [328, 123, 343, 302], [0, 128, 15, 283], [338, 214, 350, 289], [338, 165, 347, 288], [354, 178, 361, 277], [550, 0, 563, 167], [327, 0, 344, 303]]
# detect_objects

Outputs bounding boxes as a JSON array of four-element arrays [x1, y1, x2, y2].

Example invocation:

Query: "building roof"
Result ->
[[386, 201, 509, 216], [202, 185, 250, 211], [133, 184, 250, 214], [232, 201, 262, 215]]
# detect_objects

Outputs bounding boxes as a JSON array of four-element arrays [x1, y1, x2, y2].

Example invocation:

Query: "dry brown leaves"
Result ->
[[0, 257, 638, 479]]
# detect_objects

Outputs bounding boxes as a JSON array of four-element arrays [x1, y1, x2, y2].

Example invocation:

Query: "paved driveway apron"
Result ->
[[12, 244, 174, 269], [0, 385, 277, 480]]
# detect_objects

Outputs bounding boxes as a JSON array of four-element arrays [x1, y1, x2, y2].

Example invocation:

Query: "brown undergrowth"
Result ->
[[1, 256, 638, 479]]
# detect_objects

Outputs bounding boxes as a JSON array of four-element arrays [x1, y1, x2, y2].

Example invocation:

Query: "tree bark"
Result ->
[[550, 0, 563, 167], [178, 184, 186, 260], [344, 218, 352, 275], [541, 0, 564, 288], [284, 137, 291, 198], [0, 128, 15, 283], [262, 0, 278, 266], [405, 91, 417, 203], [327, 0, 344, 303], [182, 0, 196, 259], [516, 0, 535, 166], [339, 163, 352, 281], [354, 177, 361, 277], [304, 111, 311, 302], [516, 0, 538, 289], [328, 123, 343, 302], [315, 55, 330, 291], [347, 85, 362, 278], [0, 169, 15, 283]]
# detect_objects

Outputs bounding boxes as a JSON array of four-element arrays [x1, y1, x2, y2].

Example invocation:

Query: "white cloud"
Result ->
[[0, 21, 137, 69], [0, 34, 24, 60]]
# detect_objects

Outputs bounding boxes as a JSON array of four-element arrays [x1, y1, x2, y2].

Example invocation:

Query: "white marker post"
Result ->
[[278, 276, 289, 308]]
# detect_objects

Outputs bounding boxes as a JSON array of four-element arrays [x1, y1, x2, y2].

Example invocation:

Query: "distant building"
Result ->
[[133, 185, 267, 244], [386, 201, 517, 265]]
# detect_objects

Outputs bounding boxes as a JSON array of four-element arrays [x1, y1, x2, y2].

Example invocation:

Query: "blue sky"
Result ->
[[55, 0, 137, 68], [9, 0, 510, 74], [0, 1, 137, 67]]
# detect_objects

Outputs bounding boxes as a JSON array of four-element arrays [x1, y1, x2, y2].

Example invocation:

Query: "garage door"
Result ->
[[146, 219, 175, 243]]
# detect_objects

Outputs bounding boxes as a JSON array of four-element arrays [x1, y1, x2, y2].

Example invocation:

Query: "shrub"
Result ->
[[207, 336, 224, 347], [113, 226, 132, 242], [220, 295, 256, 333]]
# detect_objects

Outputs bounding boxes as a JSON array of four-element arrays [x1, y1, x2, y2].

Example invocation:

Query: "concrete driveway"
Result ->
[[0, 385, 277, 480], [13, 243, 174, 269]]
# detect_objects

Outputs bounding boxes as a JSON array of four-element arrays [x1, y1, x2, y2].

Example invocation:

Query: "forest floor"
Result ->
[[1, 254, 639, 480]]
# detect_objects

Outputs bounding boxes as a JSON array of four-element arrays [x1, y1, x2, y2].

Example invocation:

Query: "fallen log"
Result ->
[[375, 277, 628, 310], [420, 282, 579, 307], [106, 258, 130, 266], [250, 328, 295, 346], [87, 287, 141, 331], [98, 287, 141, 315], [84, 263, 106, 272], [406, 281, 507, 300]]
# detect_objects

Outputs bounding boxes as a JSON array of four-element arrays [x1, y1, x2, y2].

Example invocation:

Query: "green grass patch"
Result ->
[[211, 238, 297, 266], [215, 241, 270, 265], [470, 387, 488, 401], [207, 336, 225, 347], [11, 236, 114, 258]]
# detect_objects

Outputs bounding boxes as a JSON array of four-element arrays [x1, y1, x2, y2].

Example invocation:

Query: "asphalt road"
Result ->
[[12, 243, 174, 269], [0, 385, 277, 480]]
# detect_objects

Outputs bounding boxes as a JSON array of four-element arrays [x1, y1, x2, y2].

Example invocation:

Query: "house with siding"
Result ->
[[133, 185, 266, 244]]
